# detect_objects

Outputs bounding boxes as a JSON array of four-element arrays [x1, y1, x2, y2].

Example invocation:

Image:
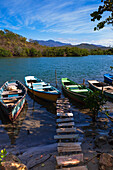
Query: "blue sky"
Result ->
[[0, 0, 113, 46]]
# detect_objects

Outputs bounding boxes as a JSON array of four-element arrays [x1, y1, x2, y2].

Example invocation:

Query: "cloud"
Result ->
[[0, 0, 112, 46]]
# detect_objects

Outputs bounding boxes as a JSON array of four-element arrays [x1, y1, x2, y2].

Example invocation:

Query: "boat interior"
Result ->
[[0, 81, 24, 106], [93, 82, 113, 92], [27, 79, 58, 93], [63, 80, 89, 93]]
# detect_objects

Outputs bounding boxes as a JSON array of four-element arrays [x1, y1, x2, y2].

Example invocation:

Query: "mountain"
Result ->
[[35, 40, 109, 50], [75, 43, 110, 50], [34, 40, 71, 47]]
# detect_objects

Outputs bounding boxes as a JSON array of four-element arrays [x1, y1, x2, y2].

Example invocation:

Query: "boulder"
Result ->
[[99, 153, 113, 170], [3, 153, 21, 163], [1, 161, 27, 170], [94, 136, 108, 147], [0, 153, 28, 170]]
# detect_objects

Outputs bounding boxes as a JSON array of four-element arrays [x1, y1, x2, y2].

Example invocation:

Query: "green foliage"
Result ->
[[29, 47, 38, 56], [0, 29, 113, 57], [84, 91, 106, 121], [0, 149, 7, 165], [91, 0, 113, 30], [0, 47, 12, 57]]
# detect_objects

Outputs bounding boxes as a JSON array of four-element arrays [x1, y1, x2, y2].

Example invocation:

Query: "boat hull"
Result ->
[[0, 97, 26, 121], [25, 76, 60, 102], [104, 74, 113, 85], [0, 80, 27, 121], [62, 87, 85, 104], [88, 80, 113, 99], [61, 78, 91, 104], [28, 88, 60, 102]]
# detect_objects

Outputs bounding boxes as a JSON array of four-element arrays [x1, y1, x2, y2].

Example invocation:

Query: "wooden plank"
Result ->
[[1, 96, 22, 100], [58, 145, 82, 153], [57, 122, 75, 127], [57, 102, 70, 106], [57, 113, 73, 117], [58, 142, 81, 147], [56, 166, 88, 170], [56, 154, 83, 166], [54, 134, 78, 140], [56, 118, 74, 123], [2, 90, 22, 95], [56, 105, 71, 109], [56, 98, 69, 103], [56, 127, 76, 133]]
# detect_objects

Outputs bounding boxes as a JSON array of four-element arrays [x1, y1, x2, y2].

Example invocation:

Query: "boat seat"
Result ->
[[71, 89, 88, 92], [66, 85, 79, 88], [2, 90, 22, 95], [1, 96, 23, 100], [6, 103, 15, 106]]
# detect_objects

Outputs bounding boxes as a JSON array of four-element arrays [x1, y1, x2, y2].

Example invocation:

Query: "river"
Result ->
[[0, 55, 113, 150]]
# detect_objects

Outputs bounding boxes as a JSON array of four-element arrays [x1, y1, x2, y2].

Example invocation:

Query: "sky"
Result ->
[[0, 0, 113, 47]]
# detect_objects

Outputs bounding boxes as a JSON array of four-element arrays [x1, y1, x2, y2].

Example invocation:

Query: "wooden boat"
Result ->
[[104, 73, 113, 85], [0, 80, 27, 121], [25, 76, 61, 102], [61, 78, 92, 104], [88, 80, 113, 99]]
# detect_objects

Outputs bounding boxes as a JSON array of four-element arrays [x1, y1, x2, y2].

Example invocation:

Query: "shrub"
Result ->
[[0, 48, 12, 57]]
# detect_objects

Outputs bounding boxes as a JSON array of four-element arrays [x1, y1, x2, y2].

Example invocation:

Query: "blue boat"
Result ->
[[0, 80, 27, 121], [104, 73, 113, 85]]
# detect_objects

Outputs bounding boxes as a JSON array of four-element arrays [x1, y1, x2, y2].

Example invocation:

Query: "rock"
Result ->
[[108, 138, 113, 145], [1, 161, 28, 170], [3, 153, 21, 163], [99, 153, 113, 170], [94, 136, 108, 147], [1, 153, 28, 170]]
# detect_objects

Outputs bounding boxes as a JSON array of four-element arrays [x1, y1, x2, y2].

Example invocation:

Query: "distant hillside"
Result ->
[[75, 43, 110, 50], [34, 40, 110, 50], [0, 29, 112, 57], [34, 40, 71, 47]]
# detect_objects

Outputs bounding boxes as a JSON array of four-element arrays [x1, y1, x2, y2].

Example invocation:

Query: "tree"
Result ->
[[84, 91, 106, 121], [90, 0, 113, 30]]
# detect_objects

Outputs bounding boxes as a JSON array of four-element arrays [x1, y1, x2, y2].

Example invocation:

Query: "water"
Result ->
[[0, 55, 113, 149]]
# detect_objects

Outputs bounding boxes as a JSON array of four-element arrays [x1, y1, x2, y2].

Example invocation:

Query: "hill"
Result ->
[[32, 39, 71, 47], [75, 43, 110, 50], [0, 29, 112, 57]]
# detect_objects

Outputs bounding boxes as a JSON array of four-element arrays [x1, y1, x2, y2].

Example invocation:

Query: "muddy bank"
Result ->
[[0, 95, 113, 169]]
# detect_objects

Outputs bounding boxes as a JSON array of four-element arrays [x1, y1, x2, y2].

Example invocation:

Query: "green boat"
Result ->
[[61, 78, 92, 104]]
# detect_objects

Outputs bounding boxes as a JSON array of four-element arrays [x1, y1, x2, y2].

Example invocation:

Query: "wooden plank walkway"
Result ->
[[56, 127, 76, 133], [54, 134, 78, 140], [57, 122, 75, 127], [56, 118, 74, 123], [56, 154, 83, 166], [57, 113, 73, 117], [55, 98, 88, 170], [58, 142, 82, 153], [56, 166, 88, 170]]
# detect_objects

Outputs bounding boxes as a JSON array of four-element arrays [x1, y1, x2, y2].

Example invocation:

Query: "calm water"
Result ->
[[0, 55, 113, 149]]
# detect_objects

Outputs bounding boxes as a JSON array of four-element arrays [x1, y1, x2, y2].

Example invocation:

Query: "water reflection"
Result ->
[[0, 102, 28, 144], [27, 91, 56, 115]]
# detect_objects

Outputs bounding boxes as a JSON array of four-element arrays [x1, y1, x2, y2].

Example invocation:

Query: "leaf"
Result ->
[[41, 163, 45, 167], [1, 150, 3, 154]]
